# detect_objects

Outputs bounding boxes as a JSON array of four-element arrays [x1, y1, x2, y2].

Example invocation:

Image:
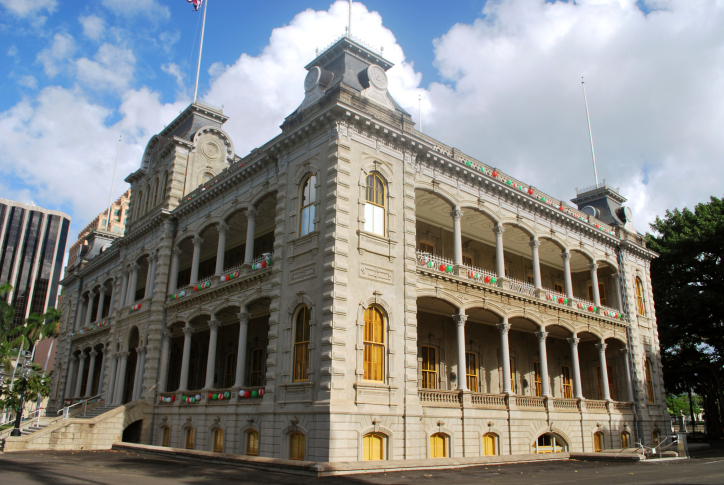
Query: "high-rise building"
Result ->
[[0, 198, 70, 328]]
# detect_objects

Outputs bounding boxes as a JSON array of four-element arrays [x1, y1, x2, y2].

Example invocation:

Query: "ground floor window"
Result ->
[[213, 429, 224, 453], [535, 433, 566, 453], [162, 427, 170, 447], [653, 430, 660, 447], [562, 365, 572, 398], [185, 428, 194, 450], [466, 352, 478, 392], [594, 432, 604, 452], [363, 433, 386, 461], [430, 433, 448, 458], [621, 431, 630, 449], [246, 430, 259, 456], [483, 433, 498, 456], [289, 432, 305, 460]]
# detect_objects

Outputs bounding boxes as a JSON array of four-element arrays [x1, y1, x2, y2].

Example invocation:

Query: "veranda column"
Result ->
[[106, 354, 117, 401], [84, 291, 95, 327], [74, 298, 84, 331], [215, 222, 228, 275], [136, 346, 147, 400], [621, 347, 635, 402], [561, 251, 573, 299], [126, 263, 139, 305], [568, 336, 583, 399], [119, 271, 129, 309], [95, 287, 106, 322], [169, 247, 181, 293], [148, 252, 158, 296], [64, 355, 77, 398], [498, 318, 513, 394], [453, 311, 468, 391], [612, 273, 624, 312], [451, 208, 464, 267], [74, 353, 87, 397], [84, 351, 98, 397], [131, 347, 142, 401], [589, 263, 601, 306], [493, 223, 506, 279], [234, 310, 252, 388], [98, 347, 108, 394], [189, 236, 204, 286], [204, 317, 221, 389], [107, 281, 117, 318], [158, 330, 173, 393], [144, 255, 153, 298], [178, 324, 194, 391], [596, 341, 612, 401], [243, 208, 258, 265], [530, 238, 542, 291], [113, 351, 129, 404], [535, 330, 551, 397]]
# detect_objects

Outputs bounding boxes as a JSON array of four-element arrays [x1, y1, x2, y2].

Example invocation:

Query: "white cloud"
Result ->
[[0, 0, 56, 17], [7, 45, 18, 58], [79, 14, 105, 41], [18, 75, 37, 89], [101, 0, 169, 20], [75, 43, 136, 92], [36, 32, 76, 77], [161, 62, 184, 91]]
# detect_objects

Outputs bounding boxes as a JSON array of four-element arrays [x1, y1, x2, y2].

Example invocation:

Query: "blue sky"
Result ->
[[1, 0, 723, 255]]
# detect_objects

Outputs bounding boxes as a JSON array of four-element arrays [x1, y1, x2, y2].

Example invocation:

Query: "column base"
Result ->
[[497, 277, 509, 289]]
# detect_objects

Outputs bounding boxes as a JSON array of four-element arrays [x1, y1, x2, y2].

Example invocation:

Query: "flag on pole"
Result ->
[[187, 0, 203, 11]]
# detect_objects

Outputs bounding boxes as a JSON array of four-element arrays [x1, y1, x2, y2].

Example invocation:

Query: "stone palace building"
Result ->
[[49, 36, 669, 462]]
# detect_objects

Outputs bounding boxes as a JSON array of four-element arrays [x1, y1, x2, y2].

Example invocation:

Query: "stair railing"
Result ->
[[57, 392, 106, 419], [23, 407, 45, 428]]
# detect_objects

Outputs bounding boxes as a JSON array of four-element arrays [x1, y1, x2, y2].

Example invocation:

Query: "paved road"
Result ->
[[0, 446, 723, 484]]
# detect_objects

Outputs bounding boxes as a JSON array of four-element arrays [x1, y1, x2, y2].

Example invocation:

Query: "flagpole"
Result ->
[[581, 77, 599, 188], [105, 135, 121, 232], [193, 0, 208, 103], [348, 0, 352, 38]]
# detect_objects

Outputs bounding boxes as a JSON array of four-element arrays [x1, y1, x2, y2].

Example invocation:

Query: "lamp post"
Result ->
[[10, 352, 35, 437]]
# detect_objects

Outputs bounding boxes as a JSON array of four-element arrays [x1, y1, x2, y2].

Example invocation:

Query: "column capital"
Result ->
[[595, 342, 608, 352], [452, 314, 468, 325], [529, 239, 541, 249], [135, 346, 143, 355], [182, 325, 195, 337], [588, 262, 599, 271], [98, 286, 107, 296], [119, 351, 130, 358], [78, 353, 88, 361], [535, 330, 548, 342], [620, 347, 630, 356], [208, 318, 221, 330], [611, 272, 622, 282], [192, 236, 204, 247], [493, 224, 505, 236], [560, 251, 572, 262], [238, 312, 253, 324], [89, 351, 98, 358], [496, 322, 511, 335], [163, 329, 173, 339], [246, 208, 259, 221], [86, 290, 96, 298], [450, 209, 464, 221], [217, 221, 229, 234], [567, 337, 580, 347], [172, 247, 183, 256]]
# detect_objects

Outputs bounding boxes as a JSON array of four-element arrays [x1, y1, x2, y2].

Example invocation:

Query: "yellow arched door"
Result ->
[[483, 434, 497, 456], [430, 433, 447, 458], [594, 432, 604, 452], [363, 433, 385, 461]]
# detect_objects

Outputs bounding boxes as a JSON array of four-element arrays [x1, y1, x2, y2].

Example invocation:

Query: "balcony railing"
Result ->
[[508, 277, 536, 298], [416, 252, 455, 274]]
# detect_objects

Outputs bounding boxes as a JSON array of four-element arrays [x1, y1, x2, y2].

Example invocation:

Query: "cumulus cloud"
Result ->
[[36, 32, 76, 77], [79, 14, 105, 41], [75, 43, 136, 92], [0, 0, 56, 17], [101, 0, 169, 20], [161, 62, 184, 91], [18, 75, 37, 89]]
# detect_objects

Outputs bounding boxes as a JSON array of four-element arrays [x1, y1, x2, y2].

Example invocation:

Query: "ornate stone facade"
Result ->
[[51, 36, 668, 463]]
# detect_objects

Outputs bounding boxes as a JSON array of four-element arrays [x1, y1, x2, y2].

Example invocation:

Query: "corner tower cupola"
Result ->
[[571, 183, 635, 232]]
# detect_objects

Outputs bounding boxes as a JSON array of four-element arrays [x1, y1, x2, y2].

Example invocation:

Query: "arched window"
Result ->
[[136, 191, 143, 219], [635, 277, 645, 316], [161, 172, 169, 201], [293, 306, 310, 382], [201, 172, 213, 185], [534, 361, 543, 396], [246, 430, 259, 456], [299, 174, 316, 237], [652, 429, 660, 447], [535, 433, 566, 453], [213, 428, 224, 453], [645, 358, 655, 403], [250, 348, 264, 386], [594, 432, 604, 452], [363, 306, 385, 381], [144, 185, 150, 213], [483, 433, 498, 456], [289, 432, 305, 461], [430, 433, 448, 458], [363, 433, 386, 461], [161, 426, 170, 447], [364, 173, 385, 236], [421, 346, 437, 389], [621, 431, 630, 448], [152, 179, 160, 207], [185, 427, 194, 450], [562, 365, 572, 398]]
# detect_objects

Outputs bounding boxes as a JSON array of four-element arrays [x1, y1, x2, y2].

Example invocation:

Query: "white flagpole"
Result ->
[[581, 77, 599, 188], [348, 0, 352, 38], [193, 0, 209, 103], [105, 135, 121, 232], [419, 95, 422, 133]]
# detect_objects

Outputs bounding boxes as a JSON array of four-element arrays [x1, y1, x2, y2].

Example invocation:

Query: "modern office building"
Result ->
[[0, 198, 70, 328]]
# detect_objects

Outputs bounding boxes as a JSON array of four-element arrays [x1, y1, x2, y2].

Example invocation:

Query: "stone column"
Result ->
[[498, 319, 513, 394], [131, 347, 142, 401], [144, 255, 153, 298], [493, 223, 506, 280], [95, 288, 106, 322], [107, 281, 116, 318], [621, 347, 634, 402], [535, 330, 551, 397], [65, 355, 77, 398], [234, 310, 252, 388], [119, 271, 129, 309], [190, 236, 204, 285], [589, 263, 601, 306], [98, 347, 108, 394], [596, 341, 612, 401], [612, 273, 624, 312], [243, 208, 258, 265], [84, 292, 95, 327], [169, 247, 181, 293], [84, 351, 98, 397], [453, 312, 468, 391], [451, 208, 464, 267], [148, 252, 158, 296], [178, 324, 194, 391], [561, 251, 573, 299], [74, 353, 87, 397], [204, 317, 221, 389], [530, 238, 542, 291], [568, 336, 583, 399], [215, 222, 228, 275], [106, 354, 118, 401], [158, 329, 173, 393], [126, 263, 139, 305], [136, 346, 147, 400], [113, 351, 129, 404], [74, 299, 84, 331]]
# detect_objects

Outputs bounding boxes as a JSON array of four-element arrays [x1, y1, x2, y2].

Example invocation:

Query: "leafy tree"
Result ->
[[0, 363, 52, 410], [666, 393, 702, 416], [648, 196, 724, 438]]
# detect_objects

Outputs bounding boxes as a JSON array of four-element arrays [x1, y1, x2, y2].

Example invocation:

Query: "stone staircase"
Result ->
[[69, 405, 119, 420]]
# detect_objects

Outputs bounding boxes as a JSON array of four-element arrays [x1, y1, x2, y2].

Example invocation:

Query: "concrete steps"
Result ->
[[72, 405, 119, 419]]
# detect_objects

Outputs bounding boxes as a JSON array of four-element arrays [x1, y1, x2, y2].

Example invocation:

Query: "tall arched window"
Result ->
[[289, 432, 305, 460], [594, 432, 604, 452], [136, 191, 143, 220], [430, 433, 448, 458], [363, 306, 385, 381], [185, 427, 194, 450], [363, 433, 386, 461], [483, 433, 498, 456], [364, 173, 385, 236], [144, 185, 150, 213], [293, 306, 310, 382], [152, 179, 160, 207], [299, 174, 316, 236], [161, 426, 170, 447], [621, 431, 630, 448], [246, 430, 259, 456], [161, 172, 169, 201], [635, 277, 645, 316], [201, 172, 213, 185], [213, 428, 224, 453], [645, 358, 655, 403]]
